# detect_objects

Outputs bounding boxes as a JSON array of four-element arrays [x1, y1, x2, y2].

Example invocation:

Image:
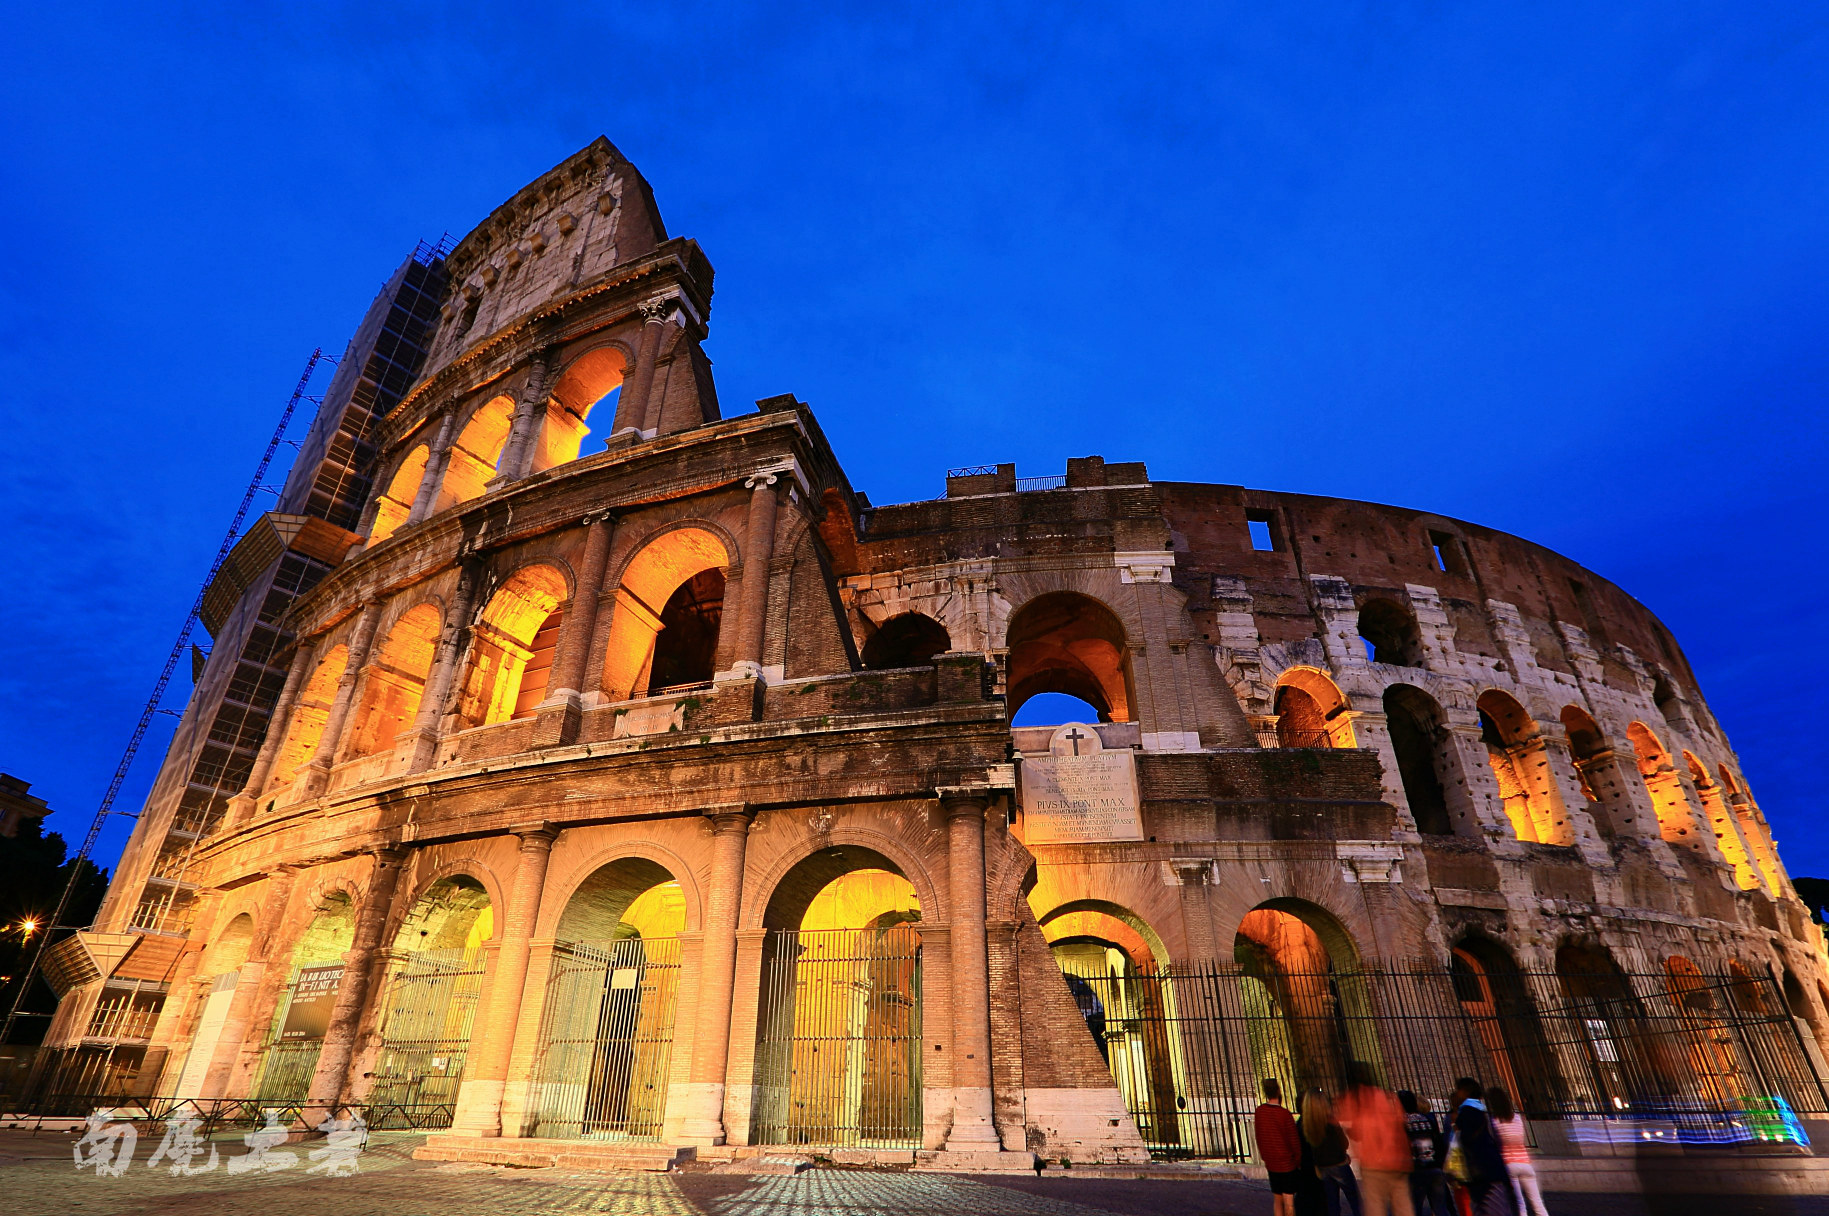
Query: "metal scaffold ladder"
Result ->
[[0, 349, 330, 1049]]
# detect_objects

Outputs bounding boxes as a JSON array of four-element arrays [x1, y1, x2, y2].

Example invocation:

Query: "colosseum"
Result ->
[[30, 137, 1829, 1186]]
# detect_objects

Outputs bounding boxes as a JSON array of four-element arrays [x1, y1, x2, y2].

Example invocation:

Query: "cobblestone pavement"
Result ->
[[3, 1129, 1826, 1216]]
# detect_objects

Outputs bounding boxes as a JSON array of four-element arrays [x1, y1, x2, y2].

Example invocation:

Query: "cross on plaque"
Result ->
[[1063, 727, 1088, 756]]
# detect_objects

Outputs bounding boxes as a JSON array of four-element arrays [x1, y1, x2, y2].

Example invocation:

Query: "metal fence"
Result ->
[[365, 947, 486, 1110], [524, 936, 680, 1140], [10, 1094, 455, 1132], [753, 925, 923, 1148], [1064, 961, 1828, 1161]]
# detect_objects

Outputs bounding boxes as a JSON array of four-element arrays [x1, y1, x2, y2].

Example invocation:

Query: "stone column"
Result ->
[[406, 411, 458, 525], [491, 350, 554, 486], [1172, 860, 1219, 964], [940, 789, 1002, 1150], [400, 563, 482, 773], [610, 299, 669, 436], [732, 470, 782, 676], [300, 603, 384, 798], [225, 639, 315, 828], [532, 514, 615, 747], [451, 824, 557, 1136], [680, 805, 754, 1144], [222, 865, 302, 1097], [303, 848, 406, 1120]]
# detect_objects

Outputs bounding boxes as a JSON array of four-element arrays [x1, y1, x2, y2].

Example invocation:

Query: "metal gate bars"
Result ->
[[364, 946, 487, 1113], [525, 936, 680, 1140], [753, 925, 923, 1148]]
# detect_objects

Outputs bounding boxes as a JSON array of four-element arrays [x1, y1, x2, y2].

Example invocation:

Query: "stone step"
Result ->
[[413, 1133, 695, 1172]]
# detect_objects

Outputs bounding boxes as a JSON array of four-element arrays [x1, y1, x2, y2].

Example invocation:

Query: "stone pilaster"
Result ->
[[939, 789, 1000, 1150], [678, 805, 753, 1145], [303, 847, 406, 1121], [399, 562, 481, 773], [226, 638, 314, 828], [532, 513, 615, 747], [300, 603, 384, 797]]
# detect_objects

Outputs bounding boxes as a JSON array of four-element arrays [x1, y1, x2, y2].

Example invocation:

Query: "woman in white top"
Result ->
[[1487, 1085, 1548, 1216]]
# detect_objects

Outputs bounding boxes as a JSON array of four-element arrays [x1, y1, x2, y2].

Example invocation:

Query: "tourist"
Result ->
[[1487, 1087, 1547, 1216], [1398, 1090, 1453, 1216], [1255, 1076, 1303, 1216], [1335, 1062, 1413, 1216], [1447, 1078, 1514, 1216], [1300, 1088, 1363, 1216]]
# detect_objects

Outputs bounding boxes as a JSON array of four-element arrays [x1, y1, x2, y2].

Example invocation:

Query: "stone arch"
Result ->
[[1358, 597, 1423, 667], [542, 840, 705, 941], [1652, 671, 1686, 735], [601, 524, 733, 701], [861, 612, 951, 671], [743, 827, 945, 932], [406, 856, 507, 927], [1452, 933, 1563, 1113], [347, 602, 443, 758], [1627, 721, 1702, 846], [199, 913, 256, 977], [1005, 590, 1133, 722], [441, 394, 517, 507], [456, 563, 570, 729], [535, 344, 629, 471], [1274, 666, 1354, 748], [1233, 898, 1378, 1096], [1477, 689, 1567, 844], [553, 856, 689, 941], [389, 874, 495, 954], [1683, 751, 1757, 887], [1036, 898, 1171, 971], [268, 644, 349, 791], [1382, 683, 1455, 835], [370, 444, 430, 543]]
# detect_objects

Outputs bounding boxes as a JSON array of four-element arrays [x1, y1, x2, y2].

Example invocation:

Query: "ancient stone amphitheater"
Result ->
[[33, 138, 1829, 1189]]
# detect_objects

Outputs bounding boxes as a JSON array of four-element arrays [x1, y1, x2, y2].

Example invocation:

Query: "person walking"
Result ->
[[1256, 1077, 1304, 1216], [1300, 1088, 1363, 1216], [1399, 1090, 1453, 1216], [1487, 1087, 1547, 1216], [1447, 1078, 1514, 1216], [1335, 1063, 1413, 1216]]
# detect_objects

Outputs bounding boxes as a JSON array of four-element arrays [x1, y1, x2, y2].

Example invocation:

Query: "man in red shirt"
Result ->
[[1253, 1076, 1303, 1216], [1335, 1062, 1415, 1216]]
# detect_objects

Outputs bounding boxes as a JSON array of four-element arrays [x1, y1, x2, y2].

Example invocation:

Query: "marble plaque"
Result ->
[[1019, 722, 1144, 845]]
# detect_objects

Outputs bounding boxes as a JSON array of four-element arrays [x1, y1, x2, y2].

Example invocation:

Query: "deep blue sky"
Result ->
[[3, 5, 1826, 884]]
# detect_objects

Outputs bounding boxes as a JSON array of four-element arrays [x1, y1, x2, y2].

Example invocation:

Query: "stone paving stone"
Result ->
[[698, 1170, 1118, 1216]]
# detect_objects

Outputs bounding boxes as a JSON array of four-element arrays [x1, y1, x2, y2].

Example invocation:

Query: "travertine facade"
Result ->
[[40, 139, 1828, 1172]]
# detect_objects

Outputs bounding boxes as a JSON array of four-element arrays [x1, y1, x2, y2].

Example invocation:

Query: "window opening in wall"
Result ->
[[1383, 685, 1453, 835], [1246, 512, 1278, 553], [1012, 692, 1104, 727], [1428, 531, 1467, 576], [648, 569, 725, 692], [861, 612, 951, 670], [1357, 599, 1422, 667], [510, 609, 565, 720]]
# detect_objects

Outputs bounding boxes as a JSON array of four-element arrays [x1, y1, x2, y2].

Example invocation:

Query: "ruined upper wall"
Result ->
[[421, 137, 668, 380]]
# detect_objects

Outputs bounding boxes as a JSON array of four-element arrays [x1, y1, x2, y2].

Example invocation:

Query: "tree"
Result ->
[[0, 820, 108, 1044]]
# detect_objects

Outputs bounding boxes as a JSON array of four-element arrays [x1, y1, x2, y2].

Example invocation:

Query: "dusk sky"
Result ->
[[3, 5, 1826, 882]]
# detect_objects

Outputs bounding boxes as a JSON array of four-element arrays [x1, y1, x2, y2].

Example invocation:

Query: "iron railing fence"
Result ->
[[525, 936, 680, 1141], [9, 1094, 455, 1133], [250, 962, 338, 1101], [753, 925, 923, 1148], [1064, 962, 1827, 1161], [365, 947, 487, 1108]]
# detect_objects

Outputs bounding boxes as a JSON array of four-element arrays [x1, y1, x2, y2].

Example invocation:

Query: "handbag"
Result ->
[[1443, 1130, 1471, 1185]]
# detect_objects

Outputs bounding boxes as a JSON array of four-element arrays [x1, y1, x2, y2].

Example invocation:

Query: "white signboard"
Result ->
[[1019, 723, 1144, 845]]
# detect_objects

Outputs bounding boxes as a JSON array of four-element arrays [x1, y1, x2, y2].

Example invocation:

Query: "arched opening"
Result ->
[[526, 858, 686, 1140], [1554, 941, 1675, 1110], [1558, 705, 1614, 825], [1274, 667, 1355, 749], [754, 848, 923, 1147], [370, 445, 430, 544], [1627, 722, 1700, 845], [439, 396, 517, 507], [1477, 690, 1566, 844], [1653, 673, 1685, 734], [535, 348, 626, 471], [1683, 752, 1757, 888], [1011, 692, 1105, 727], [1039, 901, 1186, 1152], [1233, 901, 1378, 1101], [1451, 936, 1564, 1116], [455, 565, 568, 730], [173, 914, 257, 1096], [1727, 960, 1773, 1016], [1661, 954, 1748, 1110], [1720, 766, 1784, 895], [601, 528, 730, 701], [268, 645, 349, 792], [648, 569, 724, 692], [348, 605, 442, 758], [1005, 592, 1132, 722], [860, 612, 951, 671], [366, 876, 494, 1108], [1382, 684, 1454, 835], [1357, 598, 1422, 667], [255, 892, 356, 1100]]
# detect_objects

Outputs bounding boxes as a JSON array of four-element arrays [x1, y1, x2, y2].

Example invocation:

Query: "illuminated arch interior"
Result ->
[[370, 445, 429, 543], [556, 857, 686, 942], [1234, 901, 1377, 1095], [1627, 721, 1699, 845], [348, 604, 442, 758], [1684, 751, 1757, 888], [1005, 591, 1132, 722], [535, 347, 625, 471], [440, 395, 517, 508], [393, 875, 495, 953], [457, 565, 568, 729], [601, 528, 730, 701], [1477, 689, 1567, 845], [1274, 666, 1354, 748], [269, 644, 349, 790], [200, 913, 255, 978]]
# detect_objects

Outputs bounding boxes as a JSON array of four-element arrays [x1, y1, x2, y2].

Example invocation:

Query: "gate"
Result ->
[[365, 946, 487, 1111], [252, 964, 337, 1101], [753, 925, 922, 1147], [526, 936, 680, 1139]]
